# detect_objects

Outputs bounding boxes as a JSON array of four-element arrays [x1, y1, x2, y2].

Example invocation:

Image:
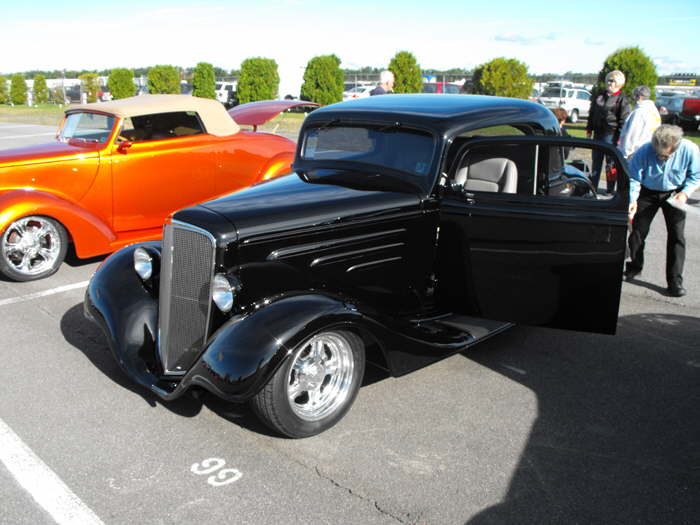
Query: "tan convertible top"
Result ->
[[68, 94, 240, 136]]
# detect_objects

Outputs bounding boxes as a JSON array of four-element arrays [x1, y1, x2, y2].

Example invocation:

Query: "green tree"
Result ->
[[300, 55, 343, 105], [10, 74, 27, 105], [108, 68, 136, 99], [388, 51, 422, 94], [0, 76, 9, 104], [237, 58, 279, 104], [147, 65, 180, 94], [79, 73, 100, 102], [32, 74, 49, 104], [594, 46, 658, 100], [473, 57, 533, 99], [192, 62, 216, 99]]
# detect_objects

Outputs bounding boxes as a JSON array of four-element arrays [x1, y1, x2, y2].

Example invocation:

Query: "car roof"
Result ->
[[67, 94, 240, 137], [306, 94, 559, 135]]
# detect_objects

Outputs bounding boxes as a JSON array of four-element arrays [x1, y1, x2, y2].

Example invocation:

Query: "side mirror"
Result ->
[[117, 140, 133, 154]]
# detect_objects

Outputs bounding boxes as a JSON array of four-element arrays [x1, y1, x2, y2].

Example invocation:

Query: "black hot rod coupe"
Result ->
[[85, 95, 629, 437]]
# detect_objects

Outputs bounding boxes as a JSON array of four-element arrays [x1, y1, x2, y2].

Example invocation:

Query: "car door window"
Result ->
[[447, 139, 625, 201]]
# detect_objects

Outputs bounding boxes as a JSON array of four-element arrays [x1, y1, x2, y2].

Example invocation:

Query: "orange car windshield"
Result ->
[[60, 112, 115, 143]]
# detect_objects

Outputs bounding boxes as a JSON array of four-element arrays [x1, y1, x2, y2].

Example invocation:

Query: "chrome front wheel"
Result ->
[[0, 216, 68, 281], [252, 330, 365, 438]]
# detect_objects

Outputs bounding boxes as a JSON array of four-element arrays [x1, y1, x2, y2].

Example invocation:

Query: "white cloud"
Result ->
[[494, 32, 558, 46]]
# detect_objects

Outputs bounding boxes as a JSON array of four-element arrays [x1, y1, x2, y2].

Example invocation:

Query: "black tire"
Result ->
[[568, 109, 579, 123], [251, 330, 365, 438], [0, 216, 68, 282]]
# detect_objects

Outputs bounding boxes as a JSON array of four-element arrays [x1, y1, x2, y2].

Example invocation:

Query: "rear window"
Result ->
[[302, 125, 435, 176], [541, 88, 563, 98]]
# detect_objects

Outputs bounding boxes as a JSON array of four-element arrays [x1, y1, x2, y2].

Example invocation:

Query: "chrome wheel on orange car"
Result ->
[[0, 216, 68, 282]]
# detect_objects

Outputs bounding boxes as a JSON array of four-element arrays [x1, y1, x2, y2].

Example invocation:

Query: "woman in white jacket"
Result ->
[[619, 85, 662, 159]]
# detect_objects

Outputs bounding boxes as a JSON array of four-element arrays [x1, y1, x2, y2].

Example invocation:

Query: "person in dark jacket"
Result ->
[[586, 70, 631, 193]]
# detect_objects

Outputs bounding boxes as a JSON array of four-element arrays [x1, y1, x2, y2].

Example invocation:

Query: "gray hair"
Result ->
[[380, 70, 394, 84], [652, 124, 683, 151], [633, 85, 651, 100], [605, 70, 626, 86]]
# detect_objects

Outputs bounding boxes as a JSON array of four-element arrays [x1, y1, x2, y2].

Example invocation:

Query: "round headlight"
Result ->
[[212, 273, 235, 313], [133, 247, 152, 281]]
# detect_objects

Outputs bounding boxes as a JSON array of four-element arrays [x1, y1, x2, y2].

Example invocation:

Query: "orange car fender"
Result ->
[[258, 151, 295, 182], [0, 189, 116, 258]]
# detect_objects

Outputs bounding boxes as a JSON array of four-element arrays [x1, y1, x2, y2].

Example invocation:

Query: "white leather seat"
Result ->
[[454, 157, 518, 193]]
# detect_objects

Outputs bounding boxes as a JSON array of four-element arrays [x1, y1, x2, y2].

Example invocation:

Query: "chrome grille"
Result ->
[[158, 221, 216, 375]]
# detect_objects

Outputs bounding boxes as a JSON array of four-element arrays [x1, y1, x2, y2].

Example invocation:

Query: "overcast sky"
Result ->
[[2, 0, 698, 84]]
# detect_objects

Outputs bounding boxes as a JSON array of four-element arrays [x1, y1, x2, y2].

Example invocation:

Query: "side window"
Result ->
[[577, 91, 590, 101], [458, 125, 526, 138], [120, 112, 205, 141], [447, 141, 623, 201]]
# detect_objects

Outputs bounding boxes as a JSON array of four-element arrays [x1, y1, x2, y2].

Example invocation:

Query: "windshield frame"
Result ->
[[60, 110, 117, 144]]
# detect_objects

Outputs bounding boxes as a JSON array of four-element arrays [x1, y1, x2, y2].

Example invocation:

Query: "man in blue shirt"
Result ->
[[626, 125, 700, 297]]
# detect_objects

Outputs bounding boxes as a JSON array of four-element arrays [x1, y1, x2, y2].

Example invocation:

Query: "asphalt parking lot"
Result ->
[[1, 121, 699, 525]]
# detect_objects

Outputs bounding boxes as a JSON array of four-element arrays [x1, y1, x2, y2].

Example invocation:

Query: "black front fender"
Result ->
[[84, 242, 166, 392], [188, 293, 364, 402]]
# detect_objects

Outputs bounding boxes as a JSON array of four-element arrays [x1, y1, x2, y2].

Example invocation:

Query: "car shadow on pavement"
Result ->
[[60, 303, 203, 418], [61, 302, 382, 438], [462, 313, 700, 524]]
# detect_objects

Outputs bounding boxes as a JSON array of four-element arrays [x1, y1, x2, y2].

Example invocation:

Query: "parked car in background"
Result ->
[[0, 95, 314, 281], [97, 86, 113, 102], [85, 94, 629, 438], [343, 81, 374, 92], [538, 87, 591, 123], [342, 84, 376, 100], [215, 81, 237, 107], [677, 92, 700, 131], [422, 82, 461, 94], [655, 91, 690, 125]]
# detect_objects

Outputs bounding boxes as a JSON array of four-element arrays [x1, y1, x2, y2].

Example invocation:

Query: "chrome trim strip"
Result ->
[[158, 220, 217, 376], [346, 257, 402, 273], [310, 242, 404, 267], [266, 228, 407, 261]]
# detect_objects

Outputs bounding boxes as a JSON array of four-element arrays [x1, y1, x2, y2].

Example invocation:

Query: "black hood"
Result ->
[[196, 173, 421, 241]]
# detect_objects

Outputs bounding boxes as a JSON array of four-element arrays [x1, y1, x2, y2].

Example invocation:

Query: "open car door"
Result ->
[[436, 136, 628, 334]]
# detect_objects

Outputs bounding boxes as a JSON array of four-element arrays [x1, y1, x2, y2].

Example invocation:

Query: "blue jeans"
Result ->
[[590, 132, 614, 192]]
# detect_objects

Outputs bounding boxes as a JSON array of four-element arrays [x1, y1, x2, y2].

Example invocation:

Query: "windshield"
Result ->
[[60, 112, 115, 143], [302, 124, 435, 176], [540, 87, 563, 98]]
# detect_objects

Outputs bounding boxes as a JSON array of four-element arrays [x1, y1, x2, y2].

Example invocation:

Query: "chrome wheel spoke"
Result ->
[[311, 339, 325, 362], [307, 387, 322, 407], [323, 357, 339, 375], [37, 247, 56, 261], [33, 224, 50, 239], [16, 252, 32, 272], [288, 379, 305, 401]]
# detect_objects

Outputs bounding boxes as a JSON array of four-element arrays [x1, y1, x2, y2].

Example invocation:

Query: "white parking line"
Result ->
[[0, 281, 89, 307], [0, 132, 56, 140], [0, 418, 105, 525]]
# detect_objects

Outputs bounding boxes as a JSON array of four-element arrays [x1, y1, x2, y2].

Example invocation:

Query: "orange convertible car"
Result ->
[[0, 95, 317, 281]]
